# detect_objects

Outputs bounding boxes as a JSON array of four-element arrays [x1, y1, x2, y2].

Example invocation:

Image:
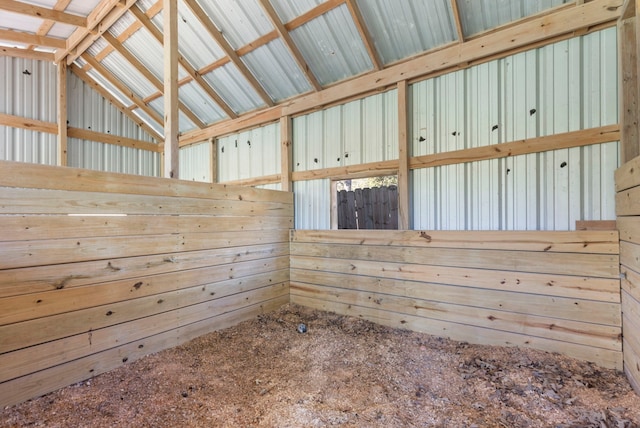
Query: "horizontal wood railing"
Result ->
[[290, 229, 622, 369], [0, 160, 293, 407]]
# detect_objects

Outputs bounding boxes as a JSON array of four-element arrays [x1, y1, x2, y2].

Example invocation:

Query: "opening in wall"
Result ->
[[333, 175, 398, 230]]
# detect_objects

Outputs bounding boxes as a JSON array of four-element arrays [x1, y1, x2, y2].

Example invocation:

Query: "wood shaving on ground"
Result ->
[[2, 304, 639, 427]]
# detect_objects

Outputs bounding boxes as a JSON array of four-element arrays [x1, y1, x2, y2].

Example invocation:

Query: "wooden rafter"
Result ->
[[182, 0, 275, 107], [0, 29, 66, 49], [344, 0, 383, 70], [449, 0, 466, 42], [258, 0, 322, 91], [70, 63, 164, 142], [25, 0, 72, 50], [81, 53, 165, 129], [57, 0, 137, 65], [180, 0, 621, 145], [129, 5, 237, 119], [0, 0, 86, 27], [102, 32, 206, 129]]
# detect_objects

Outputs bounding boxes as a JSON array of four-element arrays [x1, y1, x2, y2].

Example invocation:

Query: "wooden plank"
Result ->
[[290, 256, 621, 304], [291, 229, 620, 254], [0, 0, 87, 26], [0, 28, 66, 48], [618, 216, 640, 244], [0, 161, 294, 203], [616, 154, 640, 192], [0, 229, 289, 270], [575, 220, 617, 230], [221, 174, 282, 187], [619, 17, 640, 163], [0, 45, 54, 61], [0, 297, 287, 408], [67, 127, 159, 152], [0, 215, 291, 242], [290, 281, 621, 350], [0, 112, 57, 134], [621, 241, 640, 275], [617, 185, 640, 216], [290, 242, 620, 278], [0, 256, 288, 328], [622, 263, 640, 303], [292, 160, 397, 182], [291, 294, 623, 370], [397, 81, 409, 230], [409, 125, 620, 169]]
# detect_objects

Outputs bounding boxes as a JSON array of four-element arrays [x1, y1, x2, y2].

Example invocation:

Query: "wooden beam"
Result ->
[[409, 125, 620, 169], [69, 64, 164, 142], [67, 128, 160, 152], [0, 29, 66, 49], [397, 81, 410, 230], [164, 0, 179, 178], [286, 0, 344, 29], [292, 161, 397, 182], [210, 138, 217, 183], [182, 0, 274, 107], [0, 46, 54, 61], [181, 0, 621, 145], [344, 0, 383, 70], [129, 5, 237, 120], [280, 116, 293, 192], [0, 113, 57, 134], [258, 0, 322, 91], [101, 32, 206, 129], [59, 0, 137, 65], [220, 174, 282, 187], [622, 0, 636, 20], [81, 54, 165, 128], [0, 0, 86, 27], [57, 61, 67, 166], [450, 0, 466, 42], [620, 16, 640, 163]]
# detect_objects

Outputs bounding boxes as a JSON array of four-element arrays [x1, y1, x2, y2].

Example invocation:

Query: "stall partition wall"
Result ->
[[0, 160, 293, 408], [290, 229, 622, 369], [616, 155, 640, 393]]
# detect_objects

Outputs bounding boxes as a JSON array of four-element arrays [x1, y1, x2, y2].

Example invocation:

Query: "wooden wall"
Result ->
[[290, 229, 622, 369], [617, 155, 640, 394], [0, 160, 293, 408]]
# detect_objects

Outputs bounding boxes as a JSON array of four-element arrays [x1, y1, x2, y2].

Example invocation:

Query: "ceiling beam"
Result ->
[[102, 32, 207, 129], [129, 5, 237, 119], [26, 0, 72, 50], [449, 0, 466, 42], [344, 0, 383, 70], [0, 29, 66, 49], [287, 0, 344, 29], [70, 63, 164, 142], [258, 0, 322, 91], [179, 0, 621, 145], [0, 0, 86, 27], [182, 0, 275, 107], [57, 0, 137, 65], [0, 45, 54, 61], [81, 53, 165, 128]]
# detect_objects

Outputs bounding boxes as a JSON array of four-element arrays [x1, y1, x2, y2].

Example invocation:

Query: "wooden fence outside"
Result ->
[[337, 185, 398, 230]]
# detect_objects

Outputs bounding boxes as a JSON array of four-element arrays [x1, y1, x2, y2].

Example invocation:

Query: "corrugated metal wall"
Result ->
[[0, 56, 57, 165], [216, 122, 280, 182], [67, 71, 160, 176], [411, 27, 619, 231], [180, 141, 212, 182]]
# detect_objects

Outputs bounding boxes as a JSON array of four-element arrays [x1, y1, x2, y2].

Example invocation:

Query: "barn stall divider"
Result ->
[[0, 160, 293, 408], [290, 229, 622, 370], [616, 154, 640, 394]]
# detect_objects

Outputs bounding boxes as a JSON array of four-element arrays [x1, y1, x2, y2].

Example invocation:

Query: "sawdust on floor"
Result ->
[[2, 304, 640, 427]]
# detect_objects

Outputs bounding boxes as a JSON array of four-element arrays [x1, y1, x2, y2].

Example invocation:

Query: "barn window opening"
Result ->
[[335, 175, 398, 230]]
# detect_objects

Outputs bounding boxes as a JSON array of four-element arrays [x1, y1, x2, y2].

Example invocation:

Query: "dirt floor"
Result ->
[[2, 304, 640, 427]]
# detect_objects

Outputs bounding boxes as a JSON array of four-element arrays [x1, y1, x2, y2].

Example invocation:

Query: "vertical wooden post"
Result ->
[[397, 80, 410, 230], [209, 137, 217, 183], [619, 0, 640, 163], [164, 0, 179, 178], [280, 115, 293, 192], [57, 60, 67, 167]]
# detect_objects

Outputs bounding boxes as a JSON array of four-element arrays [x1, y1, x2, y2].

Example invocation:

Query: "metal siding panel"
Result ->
[[180, 141, 211, 182], [294, 179, 330, 229]]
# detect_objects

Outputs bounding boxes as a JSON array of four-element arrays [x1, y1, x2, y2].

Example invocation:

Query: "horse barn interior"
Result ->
[[2, 0, 640, 425]]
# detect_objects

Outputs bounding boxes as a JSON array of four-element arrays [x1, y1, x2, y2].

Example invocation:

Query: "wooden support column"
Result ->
[[56, 60, 67, 166], [620, 12, 640, 163], [163, 0, 179, 178], [210, 137, 217, 183], [397, 81, 410, 230], [280, 115, 293, 192]]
